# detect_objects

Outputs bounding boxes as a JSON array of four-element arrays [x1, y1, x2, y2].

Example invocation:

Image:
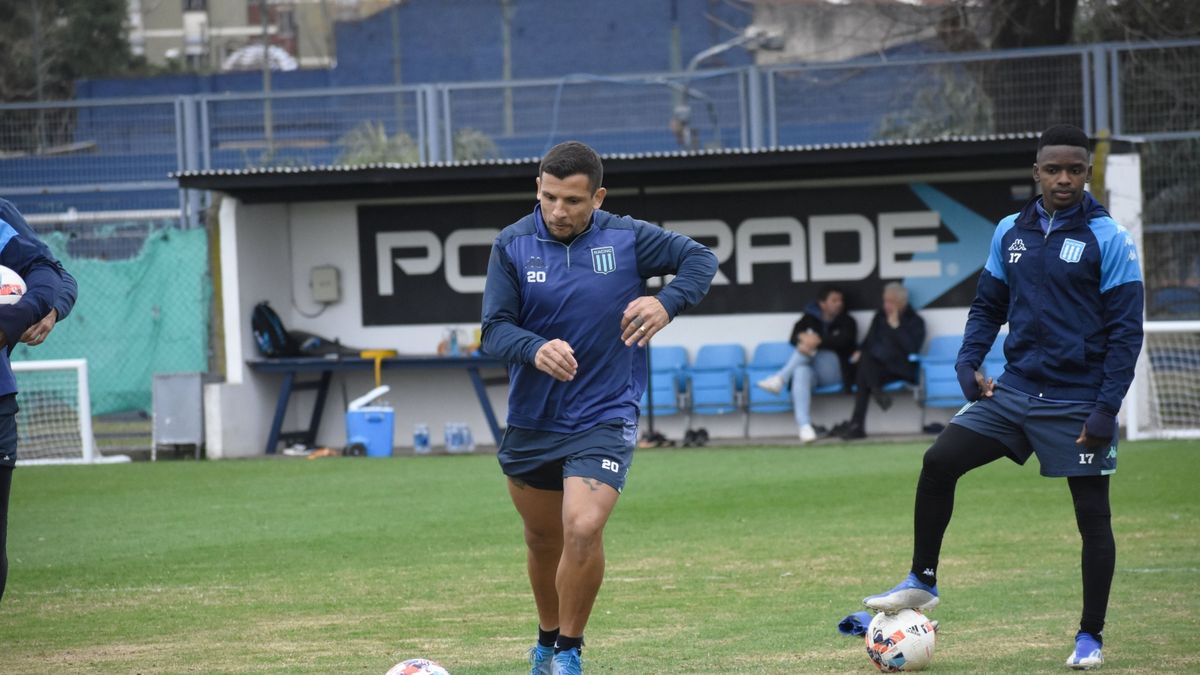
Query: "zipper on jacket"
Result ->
[[535, 223, 593, 269]]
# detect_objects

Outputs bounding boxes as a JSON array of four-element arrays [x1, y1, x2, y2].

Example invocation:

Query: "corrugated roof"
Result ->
[[171, 132, 1040, 179]]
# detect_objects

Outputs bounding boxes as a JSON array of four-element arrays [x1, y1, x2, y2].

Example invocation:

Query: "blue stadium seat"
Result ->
[[746, 342, 796, 427], [689, 344, 745, 419], [917, 335, 966, 426], [639, 345, 690, 418]]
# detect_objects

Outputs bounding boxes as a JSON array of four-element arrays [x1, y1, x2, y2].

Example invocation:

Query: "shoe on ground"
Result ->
[[799, 424, 817, 443], [1066, 632, 1103, 670], [756, 374, 785, 394], [863, 572, 939, 612], [840, 422, 866, 440], [552, 647, 583, 675], [827, 419, 851, 437], [528, 644, 553, 675]]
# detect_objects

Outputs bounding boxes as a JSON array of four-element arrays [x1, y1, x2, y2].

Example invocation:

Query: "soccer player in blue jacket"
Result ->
[[482, 141, 717, 675], [0, 199, 68, 604], [862, 125, 1143, 671]]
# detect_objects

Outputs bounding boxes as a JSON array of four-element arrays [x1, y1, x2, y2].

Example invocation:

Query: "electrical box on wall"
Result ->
[[310, 265, 340, 303]]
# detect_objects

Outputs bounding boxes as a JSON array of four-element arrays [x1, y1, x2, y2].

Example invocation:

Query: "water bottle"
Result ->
[[462, 424, 475, 452], [444, 422, 460, 453], [413, 423, 431, 455], [447, 328, 459, 356]]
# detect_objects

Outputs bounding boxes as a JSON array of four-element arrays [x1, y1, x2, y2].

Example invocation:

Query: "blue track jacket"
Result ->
[[957, 193, 1143, 415], [482, 205, 718, 433], [0, 198, 78, 321], [0, 215, 65, 397]]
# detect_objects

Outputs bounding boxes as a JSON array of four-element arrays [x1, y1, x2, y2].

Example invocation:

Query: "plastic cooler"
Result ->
[[346, 385, 394, 458]]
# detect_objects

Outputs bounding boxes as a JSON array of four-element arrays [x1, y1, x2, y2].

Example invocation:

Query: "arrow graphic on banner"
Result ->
[[904, 182, 996, 309]]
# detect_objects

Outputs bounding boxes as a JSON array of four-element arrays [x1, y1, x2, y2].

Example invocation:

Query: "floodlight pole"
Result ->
[[675, 27, 783, 150]]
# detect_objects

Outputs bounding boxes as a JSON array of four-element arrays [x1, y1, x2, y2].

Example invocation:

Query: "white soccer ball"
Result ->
[[0, 265, 25, 305], [385, 658, 450, 675], [865, 608, 937, 672]]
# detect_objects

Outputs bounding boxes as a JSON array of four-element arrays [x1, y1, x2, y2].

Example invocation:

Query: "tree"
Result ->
[[0, 0, 139, 103]]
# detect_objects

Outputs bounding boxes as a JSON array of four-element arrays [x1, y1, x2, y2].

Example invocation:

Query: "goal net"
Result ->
[[12, 359, 128, 465], [1126, 321, 1200, 440]]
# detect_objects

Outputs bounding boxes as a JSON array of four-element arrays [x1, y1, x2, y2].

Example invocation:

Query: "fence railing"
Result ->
[[1, 40, 1197, 223]]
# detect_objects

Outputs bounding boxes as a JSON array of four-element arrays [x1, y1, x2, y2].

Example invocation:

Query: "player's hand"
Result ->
[[1075, 411, 1115, 450], [534, 339, 578, 382], [849, 350, 861, 364], [620, 296, 669, 348], [956, 364, 993, 401], [20, 309, 58, 346]]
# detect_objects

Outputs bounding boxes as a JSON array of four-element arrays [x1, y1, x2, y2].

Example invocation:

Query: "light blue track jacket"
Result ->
[[482, 205, 717, 433]]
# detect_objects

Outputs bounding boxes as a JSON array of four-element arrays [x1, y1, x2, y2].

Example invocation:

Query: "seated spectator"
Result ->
[[756, 285, 857, 443], [838, 282, 926, 440]]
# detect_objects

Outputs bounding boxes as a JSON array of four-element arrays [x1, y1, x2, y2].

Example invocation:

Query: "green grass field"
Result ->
[[3, 440, 1198, 674]]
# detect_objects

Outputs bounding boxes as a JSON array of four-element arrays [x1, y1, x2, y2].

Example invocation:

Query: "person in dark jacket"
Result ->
[[755, 285, 856, 443], [861, 125, 1143, 671], [0, 199, 67, 605], [838, 282, 925, 440]]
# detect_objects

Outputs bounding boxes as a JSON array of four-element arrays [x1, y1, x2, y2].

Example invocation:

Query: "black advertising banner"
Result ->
[[358, 177, 1029, 325]]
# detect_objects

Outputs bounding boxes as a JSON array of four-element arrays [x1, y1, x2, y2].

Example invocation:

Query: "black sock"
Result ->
[[0, 467, 11, 604], [1070, 475, 1114, 639], [555, 634, 583, 653], [537, 625, 559, 649], [910, 425, 1008, 589]]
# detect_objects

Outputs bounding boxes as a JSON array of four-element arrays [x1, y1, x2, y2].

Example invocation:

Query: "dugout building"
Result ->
[[177, 134, 1142, 458]]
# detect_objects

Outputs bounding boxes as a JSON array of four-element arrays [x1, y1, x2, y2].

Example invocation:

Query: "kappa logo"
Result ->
[[591, 246, 616, 275], [1008, 238, 1027, 251], [1060, 238, 1086, 263]]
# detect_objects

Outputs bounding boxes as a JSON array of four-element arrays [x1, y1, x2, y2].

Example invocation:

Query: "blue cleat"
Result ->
[[551, 647, 583, 675], [527, 644, 553, 675], [1066, 631, 1103, 670], [863, 572, 939, 612]]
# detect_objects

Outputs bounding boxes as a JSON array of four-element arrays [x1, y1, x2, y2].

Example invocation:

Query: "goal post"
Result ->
[[1126, 321, 1200, 441], [12, 359, 129, 465]]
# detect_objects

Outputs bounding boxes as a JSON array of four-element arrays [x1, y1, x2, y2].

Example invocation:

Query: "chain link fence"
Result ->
[[0, 40, 1198, 453], [1115, 42, 1200, 320]]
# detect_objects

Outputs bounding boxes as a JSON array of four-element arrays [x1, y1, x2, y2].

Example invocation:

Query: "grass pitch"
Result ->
[[3, 440, 1198, 673]]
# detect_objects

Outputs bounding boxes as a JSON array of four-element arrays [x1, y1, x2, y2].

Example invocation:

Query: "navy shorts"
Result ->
[[0, 395, 17, 469], [497, 418, 637, 493], [949, 384, 1117, 477]]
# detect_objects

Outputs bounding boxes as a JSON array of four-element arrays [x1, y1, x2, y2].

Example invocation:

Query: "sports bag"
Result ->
[[250, 302, 299, 357]]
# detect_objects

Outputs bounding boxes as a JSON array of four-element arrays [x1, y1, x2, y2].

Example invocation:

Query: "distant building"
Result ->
[[126, 0, 394, 70]]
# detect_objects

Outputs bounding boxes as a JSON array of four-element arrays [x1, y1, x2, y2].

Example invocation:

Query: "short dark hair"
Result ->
[[539, 141, 603, 192], [817, 285, 844, 302], [1037, 124, 1091, 155]]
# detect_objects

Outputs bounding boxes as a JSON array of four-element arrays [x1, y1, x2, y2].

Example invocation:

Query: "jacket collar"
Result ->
[[1014, 191, 1109, 232]]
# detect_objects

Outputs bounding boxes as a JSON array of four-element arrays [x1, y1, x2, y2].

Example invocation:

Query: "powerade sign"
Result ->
[[357, 178, 1027, 325]]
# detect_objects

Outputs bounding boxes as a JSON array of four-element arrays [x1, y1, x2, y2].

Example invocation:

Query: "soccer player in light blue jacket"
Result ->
[[482, 141, 717, 675], [863, 125, 1143, 671]]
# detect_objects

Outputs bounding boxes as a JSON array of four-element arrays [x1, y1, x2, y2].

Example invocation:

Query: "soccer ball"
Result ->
[[0, 265, 25, 305], [865, 608, 936, 672], [385, 658, 450, 675]]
